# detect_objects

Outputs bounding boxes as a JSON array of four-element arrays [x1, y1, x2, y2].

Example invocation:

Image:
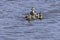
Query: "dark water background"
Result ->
[[0, 0, 60, 40]]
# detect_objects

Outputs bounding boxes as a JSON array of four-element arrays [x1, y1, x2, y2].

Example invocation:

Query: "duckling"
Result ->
[[36, 13, 43, 20], [30, 7, 36, 16], [31, 14, 36, 19], [25, 14, 36, 21], [25, 15, 32, 21]]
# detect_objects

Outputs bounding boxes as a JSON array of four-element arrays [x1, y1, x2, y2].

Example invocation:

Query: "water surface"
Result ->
[[0, 0, 60, 40]]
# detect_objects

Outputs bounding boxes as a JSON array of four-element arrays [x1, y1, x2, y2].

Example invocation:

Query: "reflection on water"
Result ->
[[0, 0, 60, 40]]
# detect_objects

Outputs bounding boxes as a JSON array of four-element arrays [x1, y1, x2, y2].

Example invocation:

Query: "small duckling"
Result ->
[[25, 14, 36, 21], [30, 7, 36, 16], [31, 14, 36, 19], [36, 13, 43, 20], [25, 15, 32, 21], [39, 13, 43, 19]]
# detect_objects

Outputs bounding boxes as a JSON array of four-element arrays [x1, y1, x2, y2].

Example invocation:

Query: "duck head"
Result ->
[[31, 7, 35, 11], [30, 7, 36, 15]]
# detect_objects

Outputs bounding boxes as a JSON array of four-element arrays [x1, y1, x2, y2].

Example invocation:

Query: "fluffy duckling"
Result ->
[[36, 13, 43, 19], [30, 7, 36, 16], [25, 15, 31, 21], [25, 7, 37, 21], [25, 14, 36, 21]]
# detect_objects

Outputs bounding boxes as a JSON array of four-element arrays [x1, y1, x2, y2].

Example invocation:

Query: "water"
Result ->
[[0, 0, 60, 40]]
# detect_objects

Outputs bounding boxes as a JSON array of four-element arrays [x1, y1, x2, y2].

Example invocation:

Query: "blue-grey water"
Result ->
[[0, 0, 60, 40]]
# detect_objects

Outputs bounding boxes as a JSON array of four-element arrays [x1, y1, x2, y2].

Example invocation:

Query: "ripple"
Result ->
[[6, 0, 16, 1], [3, 26, 15, 29], [46, 21, 57, 24], [0, 11, 3, 14], [48, 9, 60, 13]]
